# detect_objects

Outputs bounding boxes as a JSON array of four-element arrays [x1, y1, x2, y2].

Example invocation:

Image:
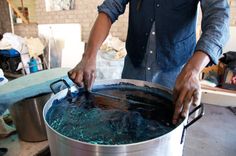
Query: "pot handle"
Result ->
[[50, 79, 71, 94], [180, 103, 204, 144]]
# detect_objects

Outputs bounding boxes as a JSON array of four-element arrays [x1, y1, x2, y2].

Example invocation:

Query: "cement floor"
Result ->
[[183, 104, 236, 156]]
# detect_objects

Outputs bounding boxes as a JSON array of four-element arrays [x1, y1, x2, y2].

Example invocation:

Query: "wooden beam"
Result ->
[[6, 0, 29, 24], [201, 85, 236, 107]]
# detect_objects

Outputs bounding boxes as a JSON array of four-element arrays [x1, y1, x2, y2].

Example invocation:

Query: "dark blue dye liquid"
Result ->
[[46, 86, 175, 145]]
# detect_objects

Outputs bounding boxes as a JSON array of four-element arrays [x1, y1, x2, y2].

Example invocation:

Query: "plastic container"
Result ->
[[28, 57, 38, 73]]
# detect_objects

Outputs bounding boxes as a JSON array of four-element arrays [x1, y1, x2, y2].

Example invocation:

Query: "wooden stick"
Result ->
[[202, 84, 236, 94], [6, 0, 29, 24]]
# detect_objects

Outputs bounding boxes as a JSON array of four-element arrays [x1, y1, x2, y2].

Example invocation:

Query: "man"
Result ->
[[68, 0, 229, 124]]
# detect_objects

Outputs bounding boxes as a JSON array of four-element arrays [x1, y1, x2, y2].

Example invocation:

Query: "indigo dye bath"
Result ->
[[46, 85, 175, 145]]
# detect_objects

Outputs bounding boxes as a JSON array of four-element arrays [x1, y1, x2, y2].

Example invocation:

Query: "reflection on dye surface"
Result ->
[[46, 87, 175, 145]]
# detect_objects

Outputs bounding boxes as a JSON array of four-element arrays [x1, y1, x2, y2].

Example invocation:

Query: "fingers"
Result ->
[[181, 90, 194, 118], [75, 72, 84, 87], [70, 72, 76, 80], [69, 69, 96, 91], [89, 71, 96, 90], [173, 88, 201, 124], [68, 58, 96, 90], [192, 89, 201, 106], [172, 88, 188, 124], [83, 71, 96, 91], [68, 69, 83, 87]]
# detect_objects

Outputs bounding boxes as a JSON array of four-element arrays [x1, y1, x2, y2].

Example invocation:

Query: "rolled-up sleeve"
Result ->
[[97, 0, 129, 23], [195, 0, 230, 64]]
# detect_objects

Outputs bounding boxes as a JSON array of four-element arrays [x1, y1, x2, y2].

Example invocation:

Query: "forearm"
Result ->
[[173, 51, 210, 124], [196, 0, 229, 64], [84, 12, 112, 59], [183, 51, 210, 74]]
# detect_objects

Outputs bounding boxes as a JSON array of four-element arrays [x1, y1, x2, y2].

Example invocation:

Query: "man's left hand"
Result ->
[[172, 67, 201, 124], [172, 51, 210, 124]]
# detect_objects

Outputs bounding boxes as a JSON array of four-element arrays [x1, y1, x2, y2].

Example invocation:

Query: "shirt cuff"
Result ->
[[195, 39, 222, 65], [97, 5, 117, 23]]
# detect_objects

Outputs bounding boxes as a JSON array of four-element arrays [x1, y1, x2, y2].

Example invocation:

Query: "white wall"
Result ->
[[38, 24, 84, 68], [223, 26, 236, 53]]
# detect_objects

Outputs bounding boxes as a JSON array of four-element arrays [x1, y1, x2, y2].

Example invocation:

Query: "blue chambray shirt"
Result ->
[[122, 22, 183, 89], [98, 0, 230, 89]]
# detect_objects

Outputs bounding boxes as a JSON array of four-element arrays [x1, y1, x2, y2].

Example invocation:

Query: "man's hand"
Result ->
[[68, 13, 112, 90], [172, 67, 201, 124], [68, 56, 96, 90], [172, 51, 210, 124]]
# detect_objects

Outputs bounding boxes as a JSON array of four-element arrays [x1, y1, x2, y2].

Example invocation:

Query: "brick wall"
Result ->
[[11, 0, 236, 41], [35, 0, 129, 41], [14, 23, 38, 38], [0, 0, 12, 33], [230, 0, 236, 26]]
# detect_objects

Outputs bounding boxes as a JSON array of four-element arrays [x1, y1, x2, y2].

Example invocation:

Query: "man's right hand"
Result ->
[[68, 13, 112, 90], [68, 56, 96, 90]]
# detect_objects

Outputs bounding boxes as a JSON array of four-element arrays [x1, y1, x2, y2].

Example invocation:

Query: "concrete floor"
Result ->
[[183, 104, 236, 156]]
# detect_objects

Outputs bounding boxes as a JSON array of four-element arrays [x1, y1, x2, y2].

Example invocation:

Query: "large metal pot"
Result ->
[[10, 93, 51, 142], [43, 79, 204, 156]]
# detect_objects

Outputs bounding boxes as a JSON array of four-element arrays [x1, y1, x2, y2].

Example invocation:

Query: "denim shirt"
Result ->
[[98, 0, 229, 88], [122, 22, 183, 88]]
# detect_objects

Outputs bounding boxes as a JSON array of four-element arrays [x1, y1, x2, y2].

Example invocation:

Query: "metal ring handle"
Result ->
[[181, 103, 204, 144], [50, 79, 71, 94], [185, 103, 204, 129]]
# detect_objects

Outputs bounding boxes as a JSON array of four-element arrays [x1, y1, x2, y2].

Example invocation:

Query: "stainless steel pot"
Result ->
[[10, 93, 51, 142], [43, 79, 204, 156]]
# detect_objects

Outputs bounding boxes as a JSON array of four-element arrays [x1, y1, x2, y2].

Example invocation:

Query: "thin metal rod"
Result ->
[[8, 4, 14, 34]]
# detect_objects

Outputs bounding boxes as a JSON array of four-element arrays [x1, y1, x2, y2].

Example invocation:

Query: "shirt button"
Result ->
[[150, 18, 154, 22], [145, 32, 148, 36], [157, 4, 160, 7], [150, 50, 153, 54], [147, 67, 151, 70], [152, 32, 155, 35]]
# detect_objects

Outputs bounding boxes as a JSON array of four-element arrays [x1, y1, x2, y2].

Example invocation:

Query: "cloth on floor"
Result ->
[[0, 33, 28, 54], [0, 68, 73, 115], [0, 69, 8, 86], [0, 33, 31, 74], [99, 34, 127, 60]]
